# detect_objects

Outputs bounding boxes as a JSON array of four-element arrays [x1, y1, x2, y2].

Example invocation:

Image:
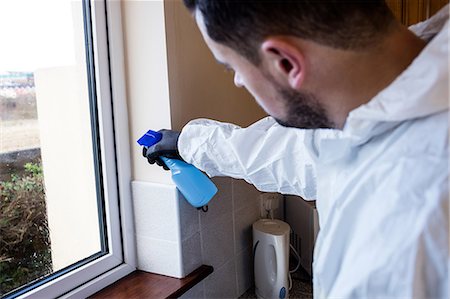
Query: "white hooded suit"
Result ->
[[178, 7, 449, 298]]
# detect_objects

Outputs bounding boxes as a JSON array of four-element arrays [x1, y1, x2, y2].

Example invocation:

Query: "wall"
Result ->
[[385, 0, 449, 25], [122, 0, 173, 185], [285, 196, 319, 276], [132, 177, 265, 297], [179, 178, 262, 299], [122, 0, 270, 297], [164, 0, 266, 130], [163, 2, 270, 295]]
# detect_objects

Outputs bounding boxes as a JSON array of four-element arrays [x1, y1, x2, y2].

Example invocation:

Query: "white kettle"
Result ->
[[253, 219, 290, 299]]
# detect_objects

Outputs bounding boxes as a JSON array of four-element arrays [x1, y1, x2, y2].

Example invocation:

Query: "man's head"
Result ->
[[183, 0, 403, 129]]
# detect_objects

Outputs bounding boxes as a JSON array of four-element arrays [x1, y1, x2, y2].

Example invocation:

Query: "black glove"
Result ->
[[142, 129, 182, 170]]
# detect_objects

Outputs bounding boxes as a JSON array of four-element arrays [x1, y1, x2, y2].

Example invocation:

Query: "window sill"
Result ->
[[89, 265, 213, 299]]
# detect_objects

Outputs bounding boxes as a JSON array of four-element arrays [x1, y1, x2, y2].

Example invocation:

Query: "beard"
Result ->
[[273, 86, 335, 129]]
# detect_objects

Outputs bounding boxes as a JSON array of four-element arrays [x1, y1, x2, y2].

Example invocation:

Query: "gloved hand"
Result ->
[[142, 129, 182, 170]]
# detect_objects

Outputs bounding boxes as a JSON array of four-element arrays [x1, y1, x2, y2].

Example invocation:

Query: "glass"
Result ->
[[0, 0, 106, 296]]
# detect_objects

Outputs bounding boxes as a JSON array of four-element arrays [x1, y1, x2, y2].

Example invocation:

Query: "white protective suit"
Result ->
[[178, 7, 449, 298]]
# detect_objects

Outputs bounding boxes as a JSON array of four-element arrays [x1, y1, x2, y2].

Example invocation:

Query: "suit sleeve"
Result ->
[[178, 116, 319, 199]]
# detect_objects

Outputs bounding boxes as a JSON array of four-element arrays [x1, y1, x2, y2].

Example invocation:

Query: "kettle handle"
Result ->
[[269, 237, 287, 293]]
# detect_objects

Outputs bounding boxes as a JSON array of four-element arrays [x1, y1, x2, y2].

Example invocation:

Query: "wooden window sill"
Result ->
[[89, 265, 213, 299]]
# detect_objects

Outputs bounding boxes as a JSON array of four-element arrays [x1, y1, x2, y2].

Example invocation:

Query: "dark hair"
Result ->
[[183, 0, 396, 65]]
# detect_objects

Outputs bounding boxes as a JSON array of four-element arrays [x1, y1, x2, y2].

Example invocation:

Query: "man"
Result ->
[[144, 1, 449, 297]]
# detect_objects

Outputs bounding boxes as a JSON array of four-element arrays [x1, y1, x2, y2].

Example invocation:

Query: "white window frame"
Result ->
[[14, 1, 136, 298]]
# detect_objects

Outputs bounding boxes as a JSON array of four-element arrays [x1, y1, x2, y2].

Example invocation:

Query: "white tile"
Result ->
[[236, 247, 254, 296], [234, 202, 260, 254], [179, 281, 205, 299], [199, 177, 232, 230], [135, 234, 183, 278], [132, 181, 181, 242], [181, 232, 203, 277], [232, 179, 261, 211], [204, 259, 238, 299], [201, 213, 234, 269]]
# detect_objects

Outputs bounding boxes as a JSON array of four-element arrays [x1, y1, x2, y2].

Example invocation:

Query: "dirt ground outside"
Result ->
[[0, 119, 41, 182], [0, 119, 41, 154]]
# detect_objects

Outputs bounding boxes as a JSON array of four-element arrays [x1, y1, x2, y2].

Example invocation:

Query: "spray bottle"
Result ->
[[137, 130, 218, 208]]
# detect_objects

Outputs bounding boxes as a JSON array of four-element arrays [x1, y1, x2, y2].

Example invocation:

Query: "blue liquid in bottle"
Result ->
[[160, 157, 217, 207], [138, 130, 218, 208]]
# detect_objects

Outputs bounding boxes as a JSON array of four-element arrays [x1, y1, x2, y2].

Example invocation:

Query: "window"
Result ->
[[0, 1, 134, 298]]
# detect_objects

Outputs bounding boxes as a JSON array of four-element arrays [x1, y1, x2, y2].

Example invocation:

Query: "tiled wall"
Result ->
[[132, 176, 269, 298], [132, 181, 200, 278], [189, 177, 261, 298]]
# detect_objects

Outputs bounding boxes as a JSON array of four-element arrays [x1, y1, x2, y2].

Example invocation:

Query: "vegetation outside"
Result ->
[[0, 162, 52, 296]]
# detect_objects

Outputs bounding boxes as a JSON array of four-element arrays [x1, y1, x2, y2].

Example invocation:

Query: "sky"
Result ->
[[0, 0, 77, 72]]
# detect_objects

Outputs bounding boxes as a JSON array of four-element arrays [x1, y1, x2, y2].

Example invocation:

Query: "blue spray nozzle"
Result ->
[[137, 130, 162, 147]]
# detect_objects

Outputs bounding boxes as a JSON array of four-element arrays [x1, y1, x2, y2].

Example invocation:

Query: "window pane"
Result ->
[[0, 0, 106, 296]]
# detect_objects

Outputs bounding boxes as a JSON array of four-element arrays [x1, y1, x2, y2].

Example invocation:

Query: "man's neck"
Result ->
[[304, 24, 427, 129]]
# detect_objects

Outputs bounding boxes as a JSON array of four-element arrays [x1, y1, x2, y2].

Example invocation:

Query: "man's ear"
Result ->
[[260, 38, 305, 89]]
